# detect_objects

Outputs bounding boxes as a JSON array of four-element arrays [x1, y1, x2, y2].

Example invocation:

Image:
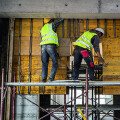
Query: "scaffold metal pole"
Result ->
[[86, 69, 88, 120], [64, 94, 66, 120], [74, 86, 76, 120], [12, 72, 16, 120], [5, 81, 120, 87]]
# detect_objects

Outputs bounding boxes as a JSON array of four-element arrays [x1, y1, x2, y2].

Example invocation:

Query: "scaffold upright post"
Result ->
[[1, 68, 4, 120], [64, 94, 66, 120], [12, 72, 16, 120], [86, 68, 88, 120], [71, 87, 73, 119], [74, 87, 76, 120]]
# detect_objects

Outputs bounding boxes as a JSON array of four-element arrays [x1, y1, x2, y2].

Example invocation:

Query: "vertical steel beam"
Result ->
[[73, 19, 75, 38], [85, 69, 88, 120], [97, 19, 99, 28], [1, 68, 4, 120], [77, 19, 79, 37], [29, 18, 33, 93], [113, 19, 116, 38], [62, 19, 64, 38], [69, 19, 71, 38], [64, 94, 66, 120], [86, 19, 88, 31], [6, 18, 15, 120], [18, 19, 22, 93], [105, 19, 107, 38], [74, 87, 76, 120]]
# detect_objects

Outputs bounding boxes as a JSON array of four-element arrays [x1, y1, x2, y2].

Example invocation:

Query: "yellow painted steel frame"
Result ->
[[77, 108, 86, 120]]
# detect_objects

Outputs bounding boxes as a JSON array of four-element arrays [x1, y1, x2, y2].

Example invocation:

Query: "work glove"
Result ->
[[99, 57, 109, 67], [103, 62, 109, 67]]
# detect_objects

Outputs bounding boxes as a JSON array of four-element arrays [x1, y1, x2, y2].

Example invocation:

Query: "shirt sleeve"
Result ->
[[91, 35, 100, 52], [52, 19, 64, 32]]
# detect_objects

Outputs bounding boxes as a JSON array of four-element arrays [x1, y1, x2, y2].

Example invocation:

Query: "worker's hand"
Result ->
[[103, 62, 109, 67]]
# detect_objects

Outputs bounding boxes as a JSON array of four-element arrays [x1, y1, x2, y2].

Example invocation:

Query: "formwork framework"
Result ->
[[1, 68, 120, 120]]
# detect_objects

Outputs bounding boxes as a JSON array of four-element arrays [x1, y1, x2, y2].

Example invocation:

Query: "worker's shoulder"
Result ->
[[89, 29, 97, 34]]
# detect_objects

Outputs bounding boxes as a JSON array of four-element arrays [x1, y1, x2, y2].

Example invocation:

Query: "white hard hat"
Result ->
[[96, 28, 104, 35]]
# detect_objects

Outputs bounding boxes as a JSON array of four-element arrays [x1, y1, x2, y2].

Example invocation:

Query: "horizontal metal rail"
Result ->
[[42, 105, 120, 111], [5, 81, 120, 87]]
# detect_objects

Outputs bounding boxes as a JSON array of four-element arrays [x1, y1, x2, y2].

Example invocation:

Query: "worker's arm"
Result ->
[[52, 19, 64, 32], [96, 51, 105, 64], [91, 35, 108, 67]]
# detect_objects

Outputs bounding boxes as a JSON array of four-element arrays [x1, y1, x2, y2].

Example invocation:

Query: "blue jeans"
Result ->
[[41, 44, 58, 82], [72, 46, 94, 80]]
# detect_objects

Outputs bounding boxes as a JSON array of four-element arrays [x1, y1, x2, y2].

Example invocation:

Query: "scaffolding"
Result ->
[[1, 68, 120, 120]]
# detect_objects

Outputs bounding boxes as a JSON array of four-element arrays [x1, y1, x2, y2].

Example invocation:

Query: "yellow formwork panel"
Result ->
[[32, 19, 43, 37], [32, 37, 41, 55], [21, 19, 31, 37], [103, 37, 120, 94], [88, 19, 97, 30], [106, 20, 114, 38], [103, 38, 120, 56], [103, 86, 120, 95], [14, 19, 20, 37], [21, 37, 30, 55], [115, 20, 120, 38], [64, 19, 69, 38], [79, 20, 84, 36], [75, 19, 79, 38], [13, 37, 19, 55], [70, 19, 74, 38], [56, 19, 63, 38], [98, 19, 105, 39]]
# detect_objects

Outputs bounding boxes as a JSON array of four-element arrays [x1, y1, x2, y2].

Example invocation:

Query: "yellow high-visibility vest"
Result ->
[[40, 23, 59, 46], [74, 31, 97, 50]]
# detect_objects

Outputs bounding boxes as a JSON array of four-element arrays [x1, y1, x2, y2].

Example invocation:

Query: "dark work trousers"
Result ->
[[72, 46, 94, 80], [41, 44, 58, 82]]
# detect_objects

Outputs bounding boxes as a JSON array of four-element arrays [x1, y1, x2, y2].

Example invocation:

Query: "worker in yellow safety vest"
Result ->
[[40, 18, 63, 82], [72, 28, 108, 81]]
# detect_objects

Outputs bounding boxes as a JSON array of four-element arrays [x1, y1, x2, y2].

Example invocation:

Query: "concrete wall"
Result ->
[[0, 0, 120, 18]]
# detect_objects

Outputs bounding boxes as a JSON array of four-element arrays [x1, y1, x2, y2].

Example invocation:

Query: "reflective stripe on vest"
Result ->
[[42, 33, 57, 38], [76, 40, 90, 49], [74, 31, 97, 50], [41, 38, 58, 42], [40, 23, 59, 46]]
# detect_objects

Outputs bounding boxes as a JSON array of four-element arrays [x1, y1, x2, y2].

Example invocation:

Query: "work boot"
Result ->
[[48, 78, 54, 82], [89, 79, 95, 81], [42, 79, 46, 83]]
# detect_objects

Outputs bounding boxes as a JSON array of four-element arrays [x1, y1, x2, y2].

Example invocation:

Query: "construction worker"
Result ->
[[72, 28, 107, 81], [40, 18, 63, 82]]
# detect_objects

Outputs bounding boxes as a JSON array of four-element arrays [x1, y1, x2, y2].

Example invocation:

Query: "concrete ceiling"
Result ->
[[0, 0, 120, 19]]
